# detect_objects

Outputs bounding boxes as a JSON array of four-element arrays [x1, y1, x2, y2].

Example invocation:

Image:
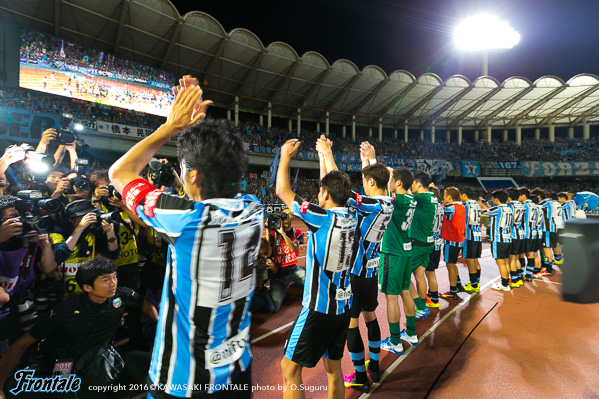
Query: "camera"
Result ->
[[106, 183, 122, 200], [68, 175, 91, 193], [149, 162, 176, 187], [55, 113, 77, 145], [93, 209, 122, 225], [18, 214, 55, 237], [266, 211, 284, 230], [17, 190, 62, 215], [16, 292, 38, 332]]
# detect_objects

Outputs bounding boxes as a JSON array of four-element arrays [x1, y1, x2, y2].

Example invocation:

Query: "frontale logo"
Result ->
[[9, 369, 81, 395]]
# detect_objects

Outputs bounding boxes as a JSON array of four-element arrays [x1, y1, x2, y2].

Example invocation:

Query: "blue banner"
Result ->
[[0, 106, 61, 143], [520, 162, 599, 177], [266, 150, 280, 190], [462, 161, 480, 177]]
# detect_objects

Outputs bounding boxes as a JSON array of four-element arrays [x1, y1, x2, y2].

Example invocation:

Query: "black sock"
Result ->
[[469, 273, 478, 287], [450, 285, 457, 294], [476, 269, 481, 283], [456, 277, 463, 287], [501, 278, 509, 287], [519, 258, 526, 270], [347, 327, 367, 382], [366, 319, 380, 372], [430, 291, 439, 303]]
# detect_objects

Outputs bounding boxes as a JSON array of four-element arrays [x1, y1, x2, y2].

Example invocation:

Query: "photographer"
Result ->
[[0, 147, 26, 197], [49, 200, 119, 296], [62, 170, 93, 203], [268, 208, 305, 312], [250, 238, 275, 314], [0, 195, 57, 353], [146, 158, 183, 195], [34, 128, 79, 170]]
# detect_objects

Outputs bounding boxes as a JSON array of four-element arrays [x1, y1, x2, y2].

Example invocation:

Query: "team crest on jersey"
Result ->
[[299, 201, 310, 214], [112, 298, 122, 308], [143, 189, 164, 218], [355, 193, 363, 206]]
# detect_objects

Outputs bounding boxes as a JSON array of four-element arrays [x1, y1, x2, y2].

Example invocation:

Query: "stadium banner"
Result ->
[[96, 121, 153, 138], [0, 106, 61, 143], [264, 203, 288, 214], [461, 161, 480, 177], [520, 161, 599, 177], [481, 161, 519, 169]]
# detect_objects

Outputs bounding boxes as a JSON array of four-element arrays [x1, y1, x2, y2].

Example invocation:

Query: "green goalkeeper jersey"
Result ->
[[381, 193, 416, 256], [409, 191, 438, 245]]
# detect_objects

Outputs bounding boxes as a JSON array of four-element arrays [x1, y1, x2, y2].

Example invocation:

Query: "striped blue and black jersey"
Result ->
[[538, 199, 558, 233], [535, 203, 545, 236], [521, 200, 538, 239], [348, 191, 394, 279], [551, 200, 565, 229], [562, 200, 577, 222], [464, 200, 482, 242], [508, 201, 525, 240], [292, 195, 357, 315], [432, 202, 444, 251], [123, 180, 263, 397], [484, 204, 513, 243]]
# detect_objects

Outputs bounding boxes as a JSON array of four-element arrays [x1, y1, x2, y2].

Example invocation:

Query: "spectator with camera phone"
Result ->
[[48, 199, 119, 297], [0, 195, 57, 353], [268, 208, 305, 312]]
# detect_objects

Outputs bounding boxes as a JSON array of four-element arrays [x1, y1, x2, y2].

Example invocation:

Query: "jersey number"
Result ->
[[219, 224, 261, 302]]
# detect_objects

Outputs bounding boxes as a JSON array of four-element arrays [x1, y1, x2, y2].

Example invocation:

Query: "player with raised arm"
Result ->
[[109, 76, 263, 399], [316, 139, 393, 392], [277, 139, 356, 399]]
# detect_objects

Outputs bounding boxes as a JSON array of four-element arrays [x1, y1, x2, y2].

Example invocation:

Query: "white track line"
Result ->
[[535, 279, 563, 285], [359, 275, 501, 398], [251, 320, 296, 344]]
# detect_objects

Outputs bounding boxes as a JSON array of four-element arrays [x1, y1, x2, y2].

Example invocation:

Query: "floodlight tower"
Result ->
[[454, 14, 520, 76]]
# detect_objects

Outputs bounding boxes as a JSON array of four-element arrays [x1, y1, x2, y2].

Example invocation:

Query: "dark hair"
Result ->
[[531, 188, 546, 200], [444, 187, 461, 202], [549, 192, 558, 200], [492, 190, 508, 204], [393, 168, 414, 190], [428, 186, 441, 200], [89, 169, 109, 183], [517, 187, 531, 199], [320, 170, 351, 206], [557, 192, 568, 200], [176, 118, 247, 199], [505, 188, 517, 200], [461, 187, 475, 199], [413, 172, 431, 188], [76, 257, 118, 288], [362, 163, 390, 190], [0, 195, 19, 217]]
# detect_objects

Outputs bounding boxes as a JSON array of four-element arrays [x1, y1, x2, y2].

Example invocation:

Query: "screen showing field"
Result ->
[[19, 29, 175, 117]]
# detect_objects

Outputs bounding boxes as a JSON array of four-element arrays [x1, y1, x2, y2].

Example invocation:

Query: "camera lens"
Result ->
[[38, 198, 61, 213]]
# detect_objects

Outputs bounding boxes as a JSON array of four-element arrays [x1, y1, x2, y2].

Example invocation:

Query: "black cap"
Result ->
[[64, 200, 95, 219]]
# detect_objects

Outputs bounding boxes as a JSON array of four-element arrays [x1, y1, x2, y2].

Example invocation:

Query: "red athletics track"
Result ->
[[249, 220, 597, 398]]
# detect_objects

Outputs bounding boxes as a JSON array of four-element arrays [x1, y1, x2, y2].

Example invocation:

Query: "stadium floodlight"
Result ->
[[454, 14, 520, 75], [74, 123, 84, 131]]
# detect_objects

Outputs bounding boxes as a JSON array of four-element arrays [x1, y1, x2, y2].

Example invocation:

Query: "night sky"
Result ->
[[169, 0, 599, 84]]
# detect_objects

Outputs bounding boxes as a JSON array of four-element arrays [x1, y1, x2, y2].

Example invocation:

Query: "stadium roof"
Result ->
[[5, 0, 599, 131]]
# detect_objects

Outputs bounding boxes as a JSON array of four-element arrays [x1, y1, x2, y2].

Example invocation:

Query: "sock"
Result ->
[[366, 319, 380, 372], [450, 285, 457, 294], [501, 278, 509, 287], [519, 258, 526, 270], [427, 290, 432, 299], [347, 327, 367, 382], [545, 263, 553, 272], [476, 269, 481, 284], [469, 273, 478, 288], [430, 290, 439, 303], [456, 277, 463, 287], [406, 316, 416, 336], [526, 258, 535, 277], [414, 297, 426, 311], [555, 254, 562, 261], [389, 322, 401, 345]]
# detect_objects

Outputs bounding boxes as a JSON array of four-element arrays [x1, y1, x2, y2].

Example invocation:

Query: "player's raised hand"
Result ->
[[360, 141, 376, 160], [280, 139, 301, 160]]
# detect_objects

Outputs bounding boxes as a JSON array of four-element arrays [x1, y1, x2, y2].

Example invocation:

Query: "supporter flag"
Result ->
[[461, 161, 480, 177], [574, 191, 599, 211], [99, 51, 104, 63], [266, 150, 280, 190], [292, 168, 299, 191], [60, 40, 65, 58]]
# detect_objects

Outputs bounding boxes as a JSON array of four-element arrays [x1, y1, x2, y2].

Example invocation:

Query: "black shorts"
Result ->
[[426, 248, 441, 271], [463, 240, 482, 259], [491, 242, 511, 260], [543, 232, 558, 249], [284, 307, 350, 368], [349, 274, 379, 318], [443, 244, 462, 264], [510, 239, 524, 256]]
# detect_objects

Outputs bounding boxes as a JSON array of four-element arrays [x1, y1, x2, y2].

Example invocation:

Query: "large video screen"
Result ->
[[19, 29, 175, 117]]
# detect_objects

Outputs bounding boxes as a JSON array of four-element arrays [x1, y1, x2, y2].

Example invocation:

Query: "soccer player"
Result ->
[[277, 139, 356, 399], [425, 186, 443, 308], [460, 188, 483, 292], [558, 192, 576, 223], [549, 192, 564, 265], [409, 172, 438, 319], [379, 168, 418, 355], [110, 80, 263, 399], [517, 187, 541, 281], [439, 187, 466, 300], [317, 139, 392, 391], [532, 189, 556, 276], [483, 190, 514, 292], [506, 188, 525, 287]]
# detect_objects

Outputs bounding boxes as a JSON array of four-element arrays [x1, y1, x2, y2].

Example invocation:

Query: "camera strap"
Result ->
[[16, 243, 37, 293]]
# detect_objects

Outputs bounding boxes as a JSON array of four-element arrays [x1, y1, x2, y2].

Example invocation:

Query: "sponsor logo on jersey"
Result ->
[[300, 201, 310, 214], [356, 193, 363, 206], [143, 189, 164, 218]]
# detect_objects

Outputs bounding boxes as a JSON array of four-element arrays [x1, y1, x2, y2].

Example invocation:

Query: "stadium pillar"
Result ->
[[516, 126, 522, 145], [446, 130, 451, 143], [486, 126, 492, 143], [297, 108, 301, 135], [352, 115, 356, 140], [503, 129, 508, 142], [549, 123, 555, 142], [394, 129, 398, 140], [378, 117, 383, 142], [267, 102, 272, 130], [535, 128, 540, 141], [458, 126, 463, 144], [259, 115, 263, 126], [431, 124, 436, 144], [234, 96, 239, 127], [369, 127, 373, 138], [226, 110, 231, 122], [474, 130, 479, 141], [326, 112, 330, 136], [343, 125, 347, 138], [288, 119, 292, 133], [420, 130, 424, 141], [568, 127, 574, 139], [404, 122, 409, 143], [316, 123, 321, 133], [583, 121, 590, 140]]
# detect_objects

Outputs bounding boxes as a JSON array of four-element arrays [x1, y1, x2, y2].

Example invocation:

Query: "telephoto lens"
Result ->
[[38, 198, 62, 213], [17, 297, 38, 332]]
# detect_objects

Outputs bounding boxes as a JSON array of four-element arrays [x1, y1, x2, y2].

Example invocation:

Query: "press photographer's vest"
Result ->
[[100, 205, 139, 267], [49, 233, 96, 296], [272, 228, 302, 268]]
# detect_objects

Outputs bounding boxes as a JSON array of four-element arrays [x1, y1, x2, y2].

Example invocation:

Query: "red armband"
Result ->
[[122, 178, 160, 215]]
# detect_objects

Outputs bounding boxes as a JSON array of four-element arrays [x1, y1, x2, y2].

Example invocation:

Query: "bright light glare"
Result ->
[[26, 160, 49, 174], [74, 124, 84, 131], [455, 15, 520, 51]]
